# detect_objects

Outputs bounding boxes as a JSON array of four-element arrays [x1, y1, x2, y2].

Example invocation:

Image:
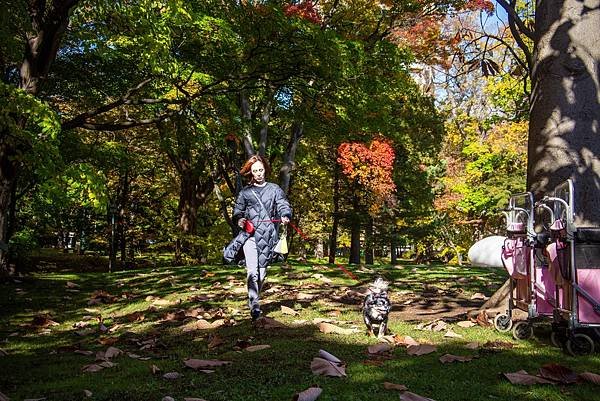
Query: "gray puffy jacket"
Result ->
[[223, 183, 292, 269]]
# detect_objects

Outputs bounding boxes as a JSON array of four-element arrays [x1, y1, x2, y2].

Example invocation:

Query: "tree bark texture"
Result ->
[[528, 1, 600, 225], [328, 167, 340, 264], [0, 0, 78, 275], [279, 122, 303, 195]]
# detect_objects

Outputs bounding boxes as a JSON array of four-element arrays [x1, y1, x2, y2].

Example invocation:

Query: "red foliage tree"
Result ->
[[284, 1, 322, 25], [337, 138, 396, 202]]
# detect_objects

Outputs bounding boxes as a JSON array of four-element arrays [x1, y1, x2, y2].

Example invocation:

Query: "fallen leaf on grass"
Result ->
[[406, 344, 437, 356], [368, 343, 393, 354], [30, 314, 60, 328], [393, 335, 420, 347], [464, 342, 479, 350], [483, 340, 514, 349], [416, 320, 447, 332], [66, 281, 79, 288], [207, 335, 225, 349], [184, 398, 208, 401], [476, 311, 492, 327], [150, 365, 161, 374], [0, 392, 9, 401], [74, 350, 93, 356], [183, 359, 231, 369], [383, 382, 408, 391], [538, 363, 578, 384], [255, 317, 289, 329], [443, 330, 462, 338], [23, 398, 46, 401], [293, 387, 322, 401], [162, 372, 181, 380], [579, 372, 600, 384], [318, 349, 342, 363], [456, 321, 476, 328], [245, 345, 271, 352], [310, 357, 346, 377], [83, 390, 92, 397], [400, 391, 436, 401], [470, 292, 488, 300], [104, 346, 122, 359], [439, 354, 473, 363], [318, 322, 358, 335], [281, 306, 299, 315], [82, 364, 105, 373], [98, 337, 119, 346], [503, 370, 556, 385], [0, 348, 7, 356]]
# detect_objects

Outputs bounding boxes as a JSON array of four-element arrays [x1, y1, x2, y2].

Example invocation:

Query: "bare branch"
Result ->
[[496, 0, 534, 40]]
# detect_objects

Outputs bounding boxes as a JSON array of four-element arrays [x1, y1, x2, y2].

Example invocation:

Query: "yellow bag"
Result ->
[[274, 228, 288, 254]]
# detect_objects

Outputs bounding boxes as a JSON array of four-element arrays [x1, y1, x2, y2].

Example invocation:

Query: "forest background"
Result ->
[[0, 0, 533, 273]]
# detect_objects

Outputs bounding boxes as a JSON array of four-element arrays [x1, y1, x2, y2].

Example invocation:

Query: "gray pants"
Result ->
[[243, 237, 267, 311]]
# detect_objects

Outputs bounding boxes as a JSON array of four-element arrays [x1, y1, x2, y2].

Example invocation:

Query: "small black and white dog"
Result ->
[[362, 277, 391, 338]]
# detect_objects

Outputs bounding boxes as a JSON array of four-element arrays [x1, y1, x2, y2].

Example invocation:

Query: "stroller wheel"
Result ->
[[493, 313, 513, 332], [512, 321, 533, 340], [550, 331, 567, 348], [566, 333, 595, 356]]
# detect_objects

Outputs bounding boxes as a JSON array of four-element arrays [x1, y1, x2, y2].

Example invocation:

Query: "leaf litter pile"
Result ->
[[2, 263, 600, 401]]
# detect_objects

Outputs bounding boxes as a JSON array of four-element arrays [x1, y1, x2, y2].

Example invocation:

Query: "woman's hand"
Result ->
[[238, 218, 247, 228], [281, 216, 290, 225]]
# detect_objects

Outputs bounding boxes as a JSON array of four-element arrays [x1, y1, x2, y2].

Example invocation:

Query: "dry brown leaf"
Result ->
[[293, 387, 323, 401], [163, 372, 181, 380], [400, 391, 436, 401], [104, 346, 122, 359], [318, 322, 357, 335], [476, 310, 492, 327], [443, 330, 462, 338], [183, 398, 208, 401], [30, 315, 60, 328], [439, 354, 473, 363], [66, 281, 79, 288], [82, 364, 104, 373], [245, 345, 271, 352], [310, 357, 347, 377], [0, 348, 7, 356], [207, 335, 225, 349], [406, 344, 437, 356], [182, 319, 214, 332], [183, 359, 232, 369], [538, 363, 578, 384], [483, 340, 514, 349], [579, 372, 600, 384], [503, 371, 556, 385], [98, 337, 119, 346], [470, 292, 488, 300], [383, 382, 408, 391], [23, 398, 46, 401], [127, 312, 145, 322], [83, 390, 92, 397], [393, 335, 420, 347], [255, 317, 288, 329], [74, 350, 93, 356], [281, 306, 299, 315], [150, 364, 161, 374], [98, 361, 116, 368], [318, 350, 342, 363], [368, 343, 393, 354], [456, 321, 476, 328], [464, 342, 479, 350]]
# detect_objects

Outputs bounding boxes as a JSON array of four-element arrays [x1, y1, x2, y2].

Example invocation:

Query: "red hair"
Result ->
[[240, 155, 272, 182]]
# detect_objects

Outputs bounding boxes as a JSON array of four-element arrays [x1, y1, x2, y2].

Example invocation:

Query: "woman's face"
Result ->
[[251, 161, 265, 184]]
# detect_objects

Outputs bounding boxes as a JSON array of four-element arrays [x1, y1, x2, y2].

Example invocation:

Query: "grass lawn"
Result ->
[[1, 257, 600, 401]]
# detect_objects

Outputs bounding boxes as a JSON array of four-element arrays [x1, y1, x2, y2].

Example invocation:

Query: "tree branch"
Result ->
[[495, 0, 534, 40]]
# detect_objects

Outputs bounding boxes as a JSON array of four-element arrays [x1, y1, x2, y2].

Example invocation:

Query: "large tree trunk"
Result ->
[[365, 216, 374, 265], [349, 194, 361, 265], [279, 122, 303, 194], [118, 168, 129, 265], [0, 141, 18, 275], [328, 167, 340, 264], [528, 2, 600, 225], [0, 0, 78, 275]]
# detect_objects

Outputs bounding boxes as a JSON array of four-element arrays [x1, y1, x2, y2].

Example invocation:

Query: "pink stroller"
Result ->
[[539, 180, 600, 355], [493, 192, 550, 339]]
